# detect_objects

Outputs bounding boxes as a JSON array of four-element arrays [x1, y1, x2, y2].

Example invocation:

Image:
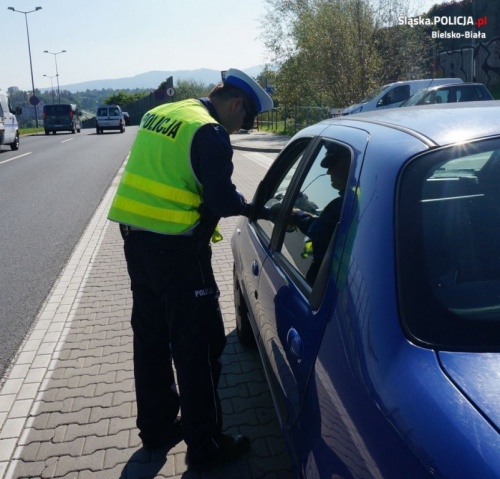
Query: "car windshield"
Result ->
[[400, 89, 426, 107], [397, 138, 500, 351], [359, 85, 389, 103]]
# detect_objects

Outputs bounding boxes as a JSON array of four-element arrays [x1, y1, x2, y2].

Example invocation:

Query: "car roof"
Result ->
[[426, 82, 485, 90], [321, 101, 500, 147]]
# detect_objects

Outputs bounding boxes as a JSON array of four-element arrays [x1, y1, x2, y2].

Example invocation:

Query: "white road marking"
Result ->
[[0, 152, 32, 165]]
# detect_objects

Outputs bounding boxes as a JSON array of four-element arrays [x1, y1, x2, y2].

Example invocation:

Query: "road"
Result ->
[[0, 127, 138, 380]]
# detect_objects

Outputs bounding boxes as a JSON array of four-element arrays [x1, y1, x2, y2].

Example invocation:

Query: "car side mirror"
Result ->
[[15, 107, 22, 115]]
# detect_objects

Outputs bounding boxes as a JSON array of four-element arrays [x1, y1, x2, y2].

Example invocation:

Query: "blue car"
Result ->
[[231, 101, 500, 479]]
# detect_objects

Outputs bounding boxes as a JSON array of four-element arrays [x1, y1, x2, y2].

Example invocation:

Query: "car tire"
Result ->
[[71, 128, 76, 134], [120, 125, 125, 133], [233, 265, 255, 347], [10, 132, 19, 151]]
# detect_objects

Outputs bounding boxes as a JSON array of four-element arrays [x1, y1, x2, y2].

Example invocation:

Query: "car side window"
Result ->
[[381, 85, 410, 106], [258, 140, 352, 286], [282, 142, 351, 285]]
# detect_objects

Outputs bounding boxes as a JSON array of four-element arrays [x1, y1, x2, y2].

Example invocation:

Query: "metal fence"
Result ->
[[257, 105, 333, 135]]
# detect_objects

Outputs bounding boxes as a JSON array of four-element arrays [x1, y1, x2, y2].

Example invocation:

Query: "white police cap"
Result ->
[[224, 68, 274, 114]]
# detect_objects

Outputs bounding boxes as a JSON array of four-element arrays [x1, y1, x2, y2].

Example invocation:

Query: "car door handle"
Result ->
[[287, 328, 303, 361], [252, 260, 259, 277]]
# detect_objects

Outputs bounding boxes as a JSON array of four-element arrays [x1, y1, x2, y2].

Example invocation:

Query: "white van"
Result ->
[[95, 105, 125, 134], [0, 90, 20, 150], [342, 78, 463, 115]]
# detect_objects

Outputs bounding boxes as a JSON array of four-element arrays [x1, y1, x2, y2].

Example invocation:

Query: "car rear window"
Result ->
[[397, 138, 500, 351], [44, 105, 70, 115]]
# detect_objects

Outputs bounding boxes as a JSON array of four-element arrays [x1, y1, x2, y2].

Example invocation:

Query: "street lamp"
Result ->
[[8, 6, 42, 127], [44, 50, 66, 103], [43, 74, 58, 104]]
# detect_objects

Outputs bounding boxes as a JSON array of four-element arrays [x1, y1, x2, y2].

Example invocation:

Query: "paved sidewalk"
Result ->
[[0, 132, 292, 478], [231, 130, 290, 153]]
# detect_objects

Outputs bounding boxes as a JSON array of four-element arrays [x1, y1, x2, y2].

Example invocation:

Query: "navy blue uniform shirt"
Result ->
[[190, 98, 248, 218]]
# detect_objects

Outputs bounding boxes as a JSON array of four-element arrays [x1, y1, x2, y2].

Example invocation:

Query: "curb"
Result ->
[[232, 144, 284, 153]]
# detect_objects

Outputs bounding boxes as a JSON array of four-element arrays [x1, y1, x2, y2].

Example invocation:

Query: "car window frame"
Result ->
[[250, 137, 317, 245]]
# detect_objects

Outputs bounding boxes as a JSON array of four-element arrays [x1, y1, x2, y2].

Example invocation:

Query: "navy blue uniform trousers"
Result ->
[[121, 228, 226, 457]]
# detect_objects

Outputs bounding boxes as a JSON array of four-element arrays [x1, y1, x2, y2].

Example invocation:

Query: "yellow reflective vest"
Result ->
[[108, 99, 219, 236]]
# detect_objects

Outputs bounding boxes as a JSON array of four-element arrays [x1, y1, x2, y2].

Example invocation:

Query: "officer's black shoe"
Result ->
[[142, 417, 183, 451], [186, 433, 251, 471]]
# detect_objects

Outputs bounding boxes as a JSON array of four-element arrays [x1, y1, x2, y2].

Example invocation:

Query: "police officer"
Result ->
[[108, 69, 273, 471]]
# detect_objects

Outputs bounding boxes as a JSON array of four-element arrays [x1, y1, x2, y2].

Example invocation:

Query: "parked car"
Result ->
[[95, 104, 125, 134], [232, 101, 500, 479], [122, 111, 131, 126], [400, 82, 494, 107], [42, 103, 82, 135], [341, 78, 462, 115]]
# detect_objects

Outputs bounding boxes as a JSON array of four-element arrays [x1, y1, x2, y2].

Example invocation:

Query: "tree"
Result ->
[[371, 0, 434, 82], [173, 79, 211, 101], [261, 0, 381, 108], [104, 91, 147, 107], [261, 0, 435, 108]]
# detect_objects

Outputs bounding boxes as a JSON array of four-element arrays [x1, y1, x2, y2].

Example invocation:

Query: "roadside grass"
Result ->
[[257, 120, 287, 135], [20, 127, 44, 136]]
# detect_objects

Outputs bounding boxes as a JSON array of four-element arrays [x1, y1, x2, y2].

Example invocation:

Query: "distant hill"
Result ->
[[59, 66, 264, 93]]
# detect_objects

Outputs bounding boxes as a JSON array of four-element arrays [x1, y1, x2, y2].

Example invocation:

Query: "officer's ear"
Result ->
[[230, 96, 244, 114]]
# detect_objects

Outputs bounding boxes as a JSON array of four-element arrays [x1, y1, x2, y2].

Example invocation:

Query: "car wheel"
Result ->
[[71, 128, 76, 134], [77, 129, 81, 133], [120, 126, 125, 133], [10, 132, 19, 151], [52, 131, 56, 135], [233, 265, 255, 347]]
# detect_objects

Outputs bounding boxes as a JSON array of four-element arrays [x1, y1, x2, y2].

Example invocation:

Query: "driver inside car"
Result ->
[[288, 148, 351, 283]]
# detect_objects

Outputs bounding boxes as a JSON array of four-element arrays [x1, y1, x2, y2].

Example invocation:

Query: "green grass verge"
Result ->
[[20, 127, 45, 136]]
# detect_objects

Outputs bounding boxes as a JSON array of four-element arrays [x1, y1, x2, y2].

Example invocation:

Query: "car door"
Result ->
[[235, 137, 315, 335], [253, 126, 369, 427]]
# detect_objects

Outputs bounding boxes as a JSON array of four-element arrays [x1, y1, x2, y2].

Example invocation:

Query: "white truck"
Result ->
[[0, 90, 20, 150]]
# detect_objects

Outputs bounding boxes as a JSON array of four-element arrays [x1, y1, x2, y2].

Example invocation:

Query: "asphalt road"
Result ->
[[0, 126, 138, 380]]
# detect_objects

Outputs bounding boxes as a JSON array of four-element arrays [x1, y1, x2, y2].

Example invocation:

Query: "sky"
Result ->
[[2, 0, 450, 92]]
